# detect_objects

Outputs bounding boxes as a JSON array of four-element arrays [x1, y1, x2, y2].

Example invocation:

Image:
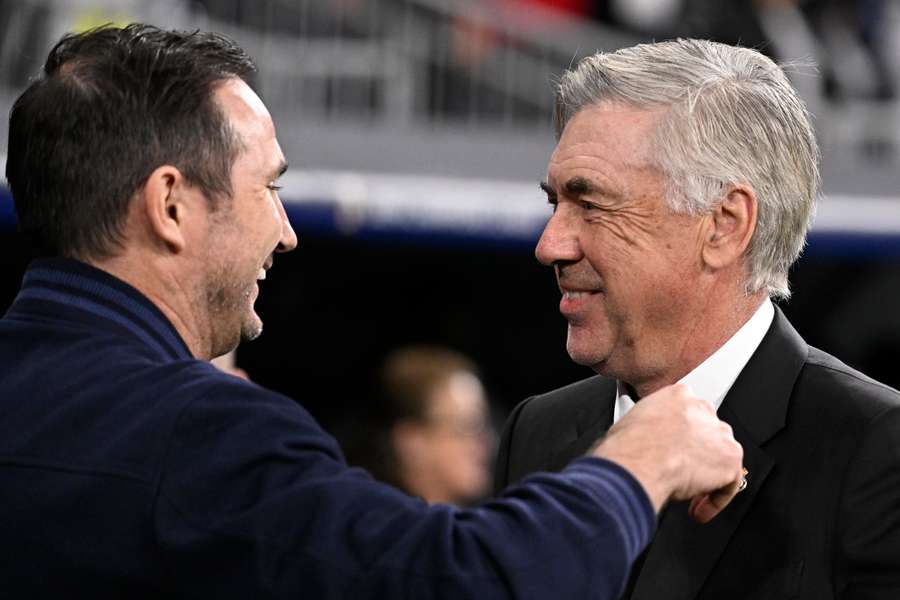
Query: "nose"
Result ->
[[275, 195, 298, 253], [535, 207, 582, 267]]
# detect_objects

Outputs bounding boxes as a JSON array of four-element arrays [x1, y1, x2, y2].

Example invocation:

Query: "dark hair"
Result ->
[[5, 23, 256, 259]]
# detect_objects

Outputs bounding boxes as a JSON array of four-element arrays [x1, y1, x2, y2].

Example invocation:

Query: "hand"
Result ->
[[687, 472, 743, 524], [591, 383, 743, 522]]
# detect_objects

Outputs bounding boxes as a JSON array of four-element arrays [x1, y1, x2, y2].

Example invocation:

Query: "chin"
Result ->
[[567, 345, 613, 377], [566, 339, 599, 366], [567, 324, 615, 367], [240, 311, 264, 342], [241, 322, 263, 342]]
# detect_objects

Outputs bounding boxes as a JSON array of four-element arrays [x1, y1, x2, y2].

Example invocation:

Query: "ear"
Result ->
[[701, 184, 757, 271], [139, 165, 203, 253]]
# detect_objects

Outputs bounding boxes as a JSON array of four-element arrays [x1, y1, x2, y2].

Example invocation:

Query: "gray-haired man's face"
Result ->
[[536, 103, 709, 385]]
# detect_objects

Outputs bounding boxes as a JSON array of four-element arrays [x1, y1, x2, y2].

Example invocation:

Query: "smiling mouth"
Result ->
[[562, 290, 598, 300], [257, 257, 274, 282], [558, 288, 602, 319]]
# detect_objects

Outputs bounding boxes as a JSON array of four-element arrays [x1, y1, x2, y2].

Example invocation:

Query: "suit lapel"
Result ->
[[718, 307, 808, 448], [630, 414, 774, 600], [631, 307, 809, 600], [550, 379, 616, 471]]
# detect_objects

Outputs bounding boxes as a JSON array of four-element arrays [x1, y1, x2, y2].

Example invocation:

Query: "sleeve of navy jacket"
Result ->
[[154, 376, 655, 599], [0, 259, 654, 598]]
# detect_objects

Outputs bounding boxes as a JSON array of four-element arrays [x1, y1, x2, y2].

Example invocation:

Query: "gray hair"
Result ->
[[554, 39, 819, 299]]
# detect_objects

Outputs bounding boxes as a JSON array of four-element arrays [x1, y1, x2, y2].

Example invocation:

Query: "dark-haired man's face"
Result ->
[[202, 78, 297, 357]]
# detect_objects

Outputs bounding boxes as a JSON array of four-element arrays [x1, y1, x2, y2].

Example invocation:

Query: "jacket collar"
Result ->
[[718, 306, 808, 446], [7, 257, 193, 362]]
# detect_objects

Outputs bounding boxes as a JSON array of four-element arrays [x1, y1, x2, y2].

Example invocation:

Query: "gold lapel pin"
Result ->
[[738, 467, 749, 492]]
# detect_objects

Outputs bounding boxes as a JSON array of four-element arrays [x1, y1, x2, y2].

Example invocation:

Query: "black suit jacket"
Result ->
[[495, 308, 900, 599]]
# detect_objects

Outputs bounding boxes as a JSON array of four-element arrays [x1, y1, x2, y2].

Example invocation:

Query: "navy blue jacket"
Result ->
[[0, 258, 655, 598]]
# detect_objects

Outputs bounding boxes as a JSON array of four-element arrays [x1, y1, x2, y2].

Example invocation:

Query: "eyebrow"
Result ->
[[541, 176, 620, 203], [539, 176, 597, 198], [563, 176, 594, 197]]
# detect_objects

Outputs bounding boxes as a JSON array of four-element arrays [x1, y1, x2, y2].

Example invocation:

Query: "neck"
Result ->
[[89, 253, 213, 360], [628, 288, 767, 398]]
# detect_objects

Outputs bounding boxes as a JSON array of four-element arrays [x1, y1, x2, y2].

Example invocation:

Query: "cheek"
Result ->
[[631, 253, 696, 308], [424, 440, 454, 477], [268, 202, 283, 233], [446, 442, 484, 480], [599, 219, 699, 280], [583, 214, 657, 266], [582, 236, 640, 290], [246, 197, 283, 245]]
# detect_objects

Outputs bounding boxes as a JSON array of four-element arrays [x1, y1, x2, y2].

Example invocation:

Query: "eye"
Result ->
[[580, 199, 608, 213], [267, 184, 283, 192]]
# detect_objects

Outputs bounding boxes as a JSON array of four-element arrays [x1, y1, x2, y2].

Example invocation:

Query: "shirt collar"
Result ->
[[614, 299, 774, 423], [7, 257, 193, 362]]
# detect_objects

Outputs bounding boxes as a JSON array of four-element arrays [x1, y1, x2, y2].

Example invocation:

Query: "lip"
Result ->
[[557, 281, 603, 317], [560, 289, 601, 314]]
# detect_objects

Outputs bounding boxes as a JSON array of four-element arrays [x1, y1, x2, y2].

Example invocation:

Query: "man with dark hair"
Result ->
[[1, 25, 743, 597], [7, 25, 252, 261]]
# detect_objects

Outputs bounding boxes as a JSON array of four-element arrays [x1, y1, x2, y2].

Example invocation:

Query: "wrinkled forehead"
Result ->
[[551, 102, 666, 169]]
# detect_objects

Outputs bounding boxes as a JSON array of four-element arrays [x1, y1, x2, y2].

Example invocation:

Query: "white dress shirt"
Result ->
[[614, 299, 775, 423]]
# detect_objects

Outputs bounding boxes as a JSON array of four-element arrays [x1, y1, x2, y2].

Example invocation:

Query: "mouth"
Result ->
[[257, 257, 274, 282], [562, 290, 597, 300], [558, 285, 602, 318]]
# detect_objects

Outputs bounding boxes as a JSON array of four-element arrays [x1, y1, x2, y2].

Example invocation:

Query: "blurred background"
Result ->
[[2, 0, 900, 501]]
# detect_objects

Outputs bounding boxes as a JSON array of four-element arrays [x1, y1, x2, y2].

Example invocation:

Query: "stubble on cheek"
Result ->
[[204, 268, 261, 341]]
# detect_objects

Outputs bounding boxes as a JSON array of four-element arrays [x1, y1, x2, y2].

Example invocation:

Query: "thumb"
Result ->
[[687, 476, 742, 524]]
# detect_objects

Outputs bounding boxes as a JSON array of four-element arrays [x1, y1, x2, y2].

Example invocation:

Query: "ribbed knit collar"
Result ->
[[7, 257, 193, 362]]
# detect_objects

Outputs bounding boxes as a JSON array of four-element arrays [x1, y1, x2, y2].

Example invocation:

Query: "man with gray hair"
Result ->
[[495, 39, 900, 599]]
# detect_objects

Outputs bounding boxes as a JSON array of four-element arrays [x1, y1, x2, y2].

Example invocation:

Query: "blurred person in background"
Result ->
[[0, 23, 746, 597], [495, 39, 900, 599], [344, 346, 494, 506]]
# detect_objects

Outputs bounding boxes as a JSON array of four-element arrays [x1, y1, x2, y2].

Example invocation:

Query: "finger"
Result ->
[[687, 494, 710, 523], [687, 476, 742, 524]]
